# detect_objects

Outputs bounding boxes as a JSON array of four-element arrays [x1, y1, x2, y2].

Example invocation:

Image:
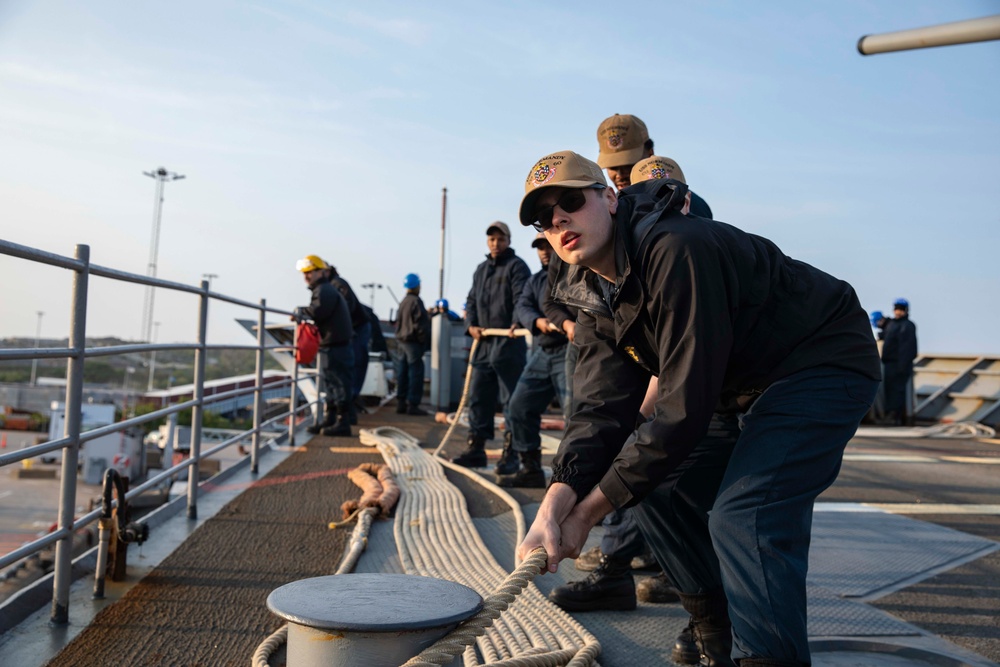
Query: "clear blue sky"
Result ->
[[1, 1, 998, 354]]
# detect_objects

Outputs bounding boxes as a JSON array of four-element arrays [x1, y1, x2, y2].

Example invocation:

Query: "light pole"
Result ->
[[147, 321, 161, 392], [140, 167, 185, 346], [202, 273, 218, 290], [29, 310, 44, 386], [360, 282, 383, 310]]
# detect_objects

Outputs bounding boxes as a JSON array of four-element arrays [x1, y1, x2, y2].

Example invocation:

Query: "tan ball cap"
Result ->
[[596, 114, 649, 168], [630, 156, 687, 185], [486, 221, 511, 237], [519, 151, 608, 226]]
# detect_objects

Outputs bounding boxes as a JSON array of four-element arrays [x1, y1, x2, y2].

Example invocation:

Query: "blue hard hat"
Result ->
[[870, 311, 884, 326], [436, 298, 448, 309], [893, 298, 909, 309], [403, 273, 420, 289]]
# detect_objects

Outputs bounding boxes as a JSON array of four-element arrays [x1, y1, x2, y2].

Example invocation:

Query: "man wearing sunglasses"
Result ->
[[515, 151, 881, 667], [451, 221, 532, 468]]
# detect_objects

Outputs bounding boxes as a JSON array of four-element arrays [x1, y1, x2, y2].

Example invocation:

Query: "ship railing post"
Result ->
[[187, 279, 209, 520], [288, 357, 299, 448], [251, 299, 265, 474], [51, 243, 89, 625]]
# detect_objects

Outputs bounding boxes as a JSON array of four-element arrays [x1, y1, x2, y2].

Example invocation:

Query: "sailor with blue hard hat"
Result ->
[[404, 273, 421, 290]]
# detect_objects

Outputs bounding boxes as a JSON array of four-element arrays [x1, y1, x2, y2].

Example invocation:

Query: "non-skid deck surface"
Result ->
[[43, 436, 382, 667]]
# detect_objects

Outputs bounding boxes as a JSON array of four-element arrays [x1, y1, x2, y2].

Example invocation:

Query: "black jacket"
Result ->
[[516, 267, 568, 350], [542, 256, 578, 332], [329, 272, 368, 331], [302, 279, 353, 347], [882, 316, 917, 369], [466, 247, 531, 329], [549, 178, 881, 509], [395, 292, 431, 345]]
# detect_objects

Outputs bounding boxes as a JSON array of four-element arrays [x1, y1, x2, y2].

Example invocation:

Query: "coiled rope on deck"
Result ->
[[361, 425, 600, 667]]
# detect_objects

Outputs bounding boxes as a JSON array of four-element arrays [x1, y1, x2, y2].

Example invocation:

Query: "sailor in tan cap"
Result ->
[[597, 114, 713, 218], [515, 149, 881, 667]]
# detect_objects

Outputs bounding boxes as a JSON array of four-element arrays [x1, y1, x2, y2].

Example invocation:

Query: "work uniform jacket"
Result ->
[[302, 279, 353, 348], [395, 292, 431, 346], [515, 267, 568, 351], [465, 247, 531, 363], [881, 316, 917, 371], [549, 178, 881, 509], [329, 272, 368, 332]]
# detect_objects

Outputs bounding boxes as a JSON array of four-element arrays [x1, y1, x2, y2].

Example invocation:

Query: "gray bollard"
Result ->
[[267, 573, 483, 667]]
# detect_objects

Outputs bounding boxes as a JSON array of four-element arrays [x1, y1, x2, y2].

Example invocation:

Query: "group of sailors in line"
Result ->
[[296, 113, 894, 667]]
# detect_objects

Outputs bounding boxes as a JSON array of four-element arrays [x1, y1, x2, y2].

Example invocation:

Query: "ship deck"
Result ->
[[1, 407, 998, 667]]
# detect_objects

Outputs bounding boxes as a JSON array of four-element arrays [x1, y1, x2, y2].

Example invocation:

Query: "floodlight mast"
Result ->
[[140, 167, 185, 349]]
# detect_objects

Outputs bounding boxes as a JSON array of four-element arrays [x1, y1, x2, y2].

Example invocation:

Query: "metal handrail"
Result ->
[[0, 238, 319, 625]]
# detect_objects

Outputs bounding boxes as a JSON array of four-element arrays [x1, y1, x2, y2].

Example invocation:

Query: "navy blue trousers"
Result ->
[[395, 340, 426, 406], [468, 337, 526, 440], [351, 321, 372, 398], [319, 343, 354, 407], [632, 366, 877, 664], [507, 344, 567, 453]]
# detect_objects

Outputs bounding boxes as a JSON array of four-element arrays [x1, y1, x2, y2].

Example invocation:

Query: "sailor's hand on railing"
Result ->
[[468, 326, 484, 341]]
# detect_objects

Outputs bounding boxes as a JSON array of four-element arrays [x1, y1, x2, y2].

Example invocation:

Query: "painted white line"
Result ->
[[814, 502, 886, 513], [866, 503, 1000, 515], [816, 502, 1000, 515], [0, 490, 12, 500], [940, 456, 1000, 465], [842, 454, 937, 462]]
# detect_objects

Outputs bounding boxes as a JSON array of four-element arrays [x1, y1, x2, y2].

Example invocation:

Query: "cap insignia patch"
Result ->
[[531, 163, 557, 187], [606, 130, 624, 149]]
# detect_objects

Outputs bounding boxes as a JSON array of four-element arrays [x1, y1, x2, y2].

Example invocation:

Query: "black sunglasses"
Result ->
[[531, 185, 605, 232]]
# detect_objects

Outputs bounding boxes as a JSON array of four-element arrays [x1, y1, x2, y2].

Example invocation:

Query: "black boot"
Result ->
[[494, 431, 518, 476], [497, 449, 545, 488], [671, 616, 701, 665], [452, 435, 487, 467], [322, 403, 352, 437], [548, 554, 636, 611], [678, 589, 735, 667], [307, 402, 336, 434], [406, 403, 429, 416], [395, 399, 408, 414]]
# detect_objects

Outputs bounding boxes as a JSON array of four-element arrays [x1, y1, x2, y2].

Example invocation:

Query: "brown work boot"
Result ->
[[637, 573, 680, 603], [630, 548, 659, 570], [548, 555, 636, 612], [574, 545, 603, 572]]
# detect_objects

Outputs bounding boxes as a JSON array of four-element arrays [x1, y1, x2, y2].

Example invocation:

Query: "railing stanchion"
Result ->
[[251, 299, 265, 474], [187, 279, 209, 520], [51, 244, 89, 625], [289, 359, 299, 448]]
